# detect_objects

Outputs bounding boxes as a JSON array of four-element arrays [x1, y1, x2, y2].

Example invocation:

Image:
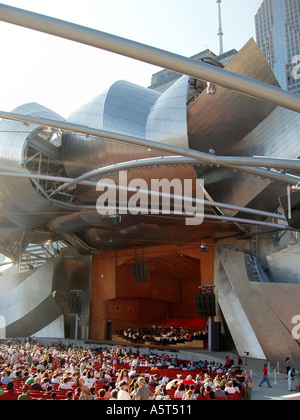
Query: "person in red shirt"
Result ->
[[258, 364, 272, 388], [95, 389, 106, 400], [3, 382, 20, 400], [197, 386, 211, 400], [225, 357, 232, 369]]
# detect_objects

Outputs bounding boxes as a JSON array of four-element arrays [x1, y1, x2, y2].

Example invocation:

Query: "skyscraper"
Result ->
[[255, 0, 300, 93]]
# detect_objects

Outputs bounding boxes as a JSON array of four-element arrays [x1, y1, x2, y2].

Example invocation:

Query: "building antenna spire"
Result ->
[[217, 0, 224, 55]]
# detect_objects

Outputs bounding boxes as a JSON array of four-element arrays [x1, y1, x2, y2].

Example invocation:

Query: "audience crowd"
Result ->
[[0, 337, 250, 401]]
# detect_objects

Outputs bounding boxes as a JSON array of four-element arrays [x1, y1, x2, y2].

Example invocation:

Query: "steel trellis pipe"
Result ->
[[0, 4, 300, 113], [0, 110, 299, 186], [0, 169, 287, 222]]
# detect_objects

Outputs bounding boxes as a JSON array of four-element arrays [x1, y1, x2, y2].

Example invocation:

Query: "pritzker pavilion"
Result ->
[[0, 4, 299, 369]]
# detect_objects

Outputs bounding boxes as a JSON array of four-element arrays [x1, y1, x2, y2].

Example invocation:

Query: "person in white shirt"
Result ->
[[225, 381, 237, 394], [159, 375, 169, 386], [117, 381, 131, 400], [288, 368, 299, 392], [131, 358, 138, 368], [79, 370, 96, 389], [58, 376, 75, 390]]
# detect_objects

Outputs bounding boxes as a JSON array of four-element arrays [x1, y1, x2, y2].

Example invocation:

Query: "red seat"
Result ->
[[40, 394, 52, 400], [226, 392, 241, 400], [2, 391, 20, 400], [167, 390, 176, 400]]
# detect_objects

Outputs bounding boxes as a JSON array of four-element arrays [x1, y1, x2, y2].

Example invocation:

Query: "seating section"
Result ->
[[0, 362, 245, 400], [0, 336, 244, 401]]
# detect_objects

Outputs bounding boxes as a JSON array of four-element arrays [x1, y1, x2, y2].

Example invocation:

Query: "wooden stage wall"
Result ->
[[89, 241, 214, 341]]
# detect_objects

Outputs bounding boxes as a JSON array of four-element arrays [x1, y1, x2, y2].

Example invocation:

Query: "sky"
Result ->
[[0, 0, 263, 117]]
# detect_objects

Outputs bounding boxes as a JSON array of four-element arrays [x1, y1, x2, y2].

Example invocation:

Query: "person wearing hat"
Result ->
[[117, 381, 131, 400], [214, 383, 226, 399]]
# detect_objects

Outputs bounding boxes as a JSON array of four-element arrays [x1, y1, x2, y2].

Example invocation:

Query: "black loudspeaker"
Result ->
[[131, 262, 148, 282], [195, 293, 216, 317], [69, 316, 77, 340], [211, 322, 221, 352], [68, 290, 82, 314], [279, 190, 300, 229]]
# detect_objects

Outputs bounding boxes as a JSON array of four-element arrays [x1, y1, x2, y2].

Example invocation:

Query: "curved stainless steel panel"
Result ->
[[0, 103, 64, 166], [187, 39, 279, 155], [146, 75, 190, 148], [0, 253, 91, 339], [7, 295, 64, 338], [218, 248, 300, 367], [62, 77, 193, 205], [63, 77, 190, 176], [199, 106, 300, 214], [0, 103, 67, 234], [0, 261, 53, 326], [63, 81, 160, 178], [0, 270, 30, 295]]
